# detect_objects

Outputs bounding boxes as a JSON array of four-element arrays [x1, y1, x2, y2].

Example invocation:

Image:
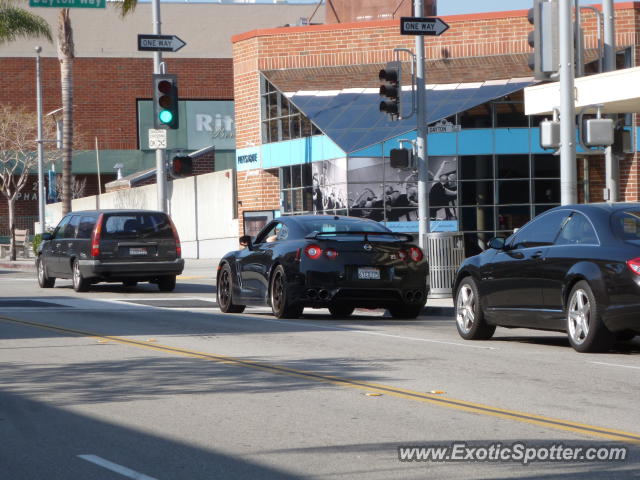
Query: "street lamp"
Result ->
[[35, 46, 45, 235]]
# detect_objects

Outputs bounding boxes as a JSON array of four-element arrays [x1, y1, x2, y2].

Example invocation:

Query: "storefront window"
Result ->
[[261, 77, 321, 144]]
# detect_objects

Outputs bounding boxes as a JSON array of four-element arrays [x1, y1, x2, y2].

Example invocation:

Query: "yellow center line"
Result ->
[[2, 315, 639, 444], [176, 275, 209, 280]]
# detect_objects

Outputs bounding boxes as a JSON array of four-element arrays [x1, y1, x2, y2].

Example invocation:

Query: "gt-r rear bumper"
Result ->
[[288, 266, 429, 309]]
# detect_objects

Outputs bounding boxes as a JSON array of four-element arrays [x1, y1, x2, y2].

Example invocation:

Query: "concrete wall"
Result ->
[[44, 170, 238, 259]]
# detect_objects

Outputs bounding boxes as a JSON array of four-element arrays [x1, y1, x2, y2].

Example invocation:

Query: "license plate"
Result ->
[[358, 267, 380, 280], [129, 247, 147, 256]]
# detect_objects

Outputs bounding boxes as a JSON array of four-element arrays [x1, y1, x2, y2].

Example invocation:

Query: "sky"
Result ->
[[285, 0, 628, 16], [436, 0, 627, 16]]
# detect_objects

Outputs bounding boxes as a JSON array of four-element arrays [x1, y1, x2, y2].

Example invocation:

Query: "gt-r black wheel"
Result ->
[[328, 305, 354, 318], [566, 280, 613, 353], [217, 264, 245, 313], [37, 257, 55, 288], [388, 304, 423, 319], [455, 277, 495, 340], [270, 265, 303, 319]]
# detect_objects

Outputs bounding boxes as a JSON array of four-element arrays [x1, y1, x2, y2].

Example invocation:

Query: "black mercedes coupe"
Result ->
[[217, 215, 428, 319], [453, 203, 640, 352]]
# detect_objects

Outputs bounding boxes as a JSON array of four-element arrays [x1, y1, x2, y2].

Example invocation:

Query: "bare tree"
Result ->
[[0, 105, 60, 260], [55, 173, 85, 200]]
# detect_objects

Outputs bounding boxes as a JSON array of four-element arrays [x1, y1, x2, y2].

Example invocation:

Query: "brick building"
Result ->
[[0, 1, 321, 235], [232, 2, 640, 253]]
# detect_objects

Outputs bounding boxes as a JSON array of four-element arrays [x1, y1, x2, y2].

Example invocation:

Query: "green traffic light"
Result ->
[[159, 109, 173, 124]]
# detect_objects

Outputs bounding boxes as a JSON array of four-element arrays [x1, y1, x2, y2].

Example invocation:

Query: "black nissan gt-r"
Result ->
[[216, 215, 428, 319]]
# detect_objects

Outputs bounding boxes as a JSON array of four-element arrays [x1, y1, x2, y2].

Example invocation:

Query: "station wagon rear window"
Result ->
[[101, 213, 173, 239]]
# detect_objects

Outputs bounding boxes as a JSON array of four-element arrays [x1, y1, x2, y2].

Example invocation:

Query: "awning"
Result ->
[[286, 78, 535, 153], [524, 66, 640, 115]]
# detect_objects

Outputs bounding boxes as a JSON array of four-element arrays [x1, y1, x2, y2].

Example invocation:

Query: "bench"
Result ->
[[0, 229, 31, 258]]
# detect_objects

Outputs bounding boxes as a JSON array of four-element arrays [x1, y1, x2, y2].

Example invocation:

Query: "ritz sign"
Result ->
[[186, 101, 235, 150]]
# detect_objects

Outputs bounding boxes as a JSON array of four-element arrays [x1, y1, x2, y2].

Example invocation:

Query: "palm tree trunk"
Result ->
[[57, 8, 74, 215]]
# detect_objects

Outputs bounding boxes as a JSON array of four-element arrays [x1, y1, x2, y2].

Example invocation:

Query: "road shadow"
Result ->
[[0, 389, 302, 480], [492, 332, 640, 354]]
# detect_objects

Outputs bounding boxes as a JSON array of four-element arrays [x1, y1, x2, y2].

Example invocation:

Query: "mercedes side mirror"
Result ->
[[488, 237, 505, 250]]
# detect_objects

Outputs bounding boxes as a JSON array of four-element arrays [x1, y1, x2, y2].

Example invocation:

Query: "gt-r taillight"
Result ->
[[90, 213, 104, 258], [627, 257, 640, 275], [398, 249, 407, 261], [325, 248, 339, 260], [409, 246, 424, 262], [304, 244, 323, 260]]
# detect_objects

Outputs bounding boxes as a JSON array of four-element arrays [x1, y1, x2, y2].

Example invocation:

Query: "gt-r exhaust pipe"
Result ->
[[307, 289, 318, 299], [405, 291, 414, 302], [318, 289, 329, 300], [414, 291, 424, 301]]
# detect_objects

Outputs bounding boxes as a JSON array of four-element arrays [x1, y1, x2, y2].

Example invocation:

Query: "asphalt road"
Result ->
[[0, 267, 639, 479]]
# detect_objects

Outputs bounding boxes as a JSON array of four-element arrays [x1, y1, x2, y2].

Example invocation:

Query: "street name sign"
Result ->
[[149, 129, 167, 150], [400, 17, 449, 36], [30, 0, 105, 7], [138, 34, 186, 53]]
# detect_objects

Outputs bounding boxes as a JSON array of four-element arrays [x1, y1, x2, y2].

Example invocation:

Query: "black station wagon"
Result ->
[[36, 209, 184, 292]]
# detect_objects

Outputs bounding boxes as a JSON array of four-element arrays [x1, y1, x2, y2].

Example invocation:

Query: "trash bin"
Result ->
[[426, 231, 465, 298]]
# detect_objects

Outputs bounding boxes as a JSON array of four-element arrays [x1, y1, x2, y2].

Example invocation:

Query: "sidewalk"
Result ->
[[0, 257, 454, 309]]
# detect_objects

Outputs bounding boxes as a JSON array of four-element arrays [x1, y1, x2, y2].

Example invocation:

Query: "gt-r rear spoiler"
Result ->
[[305, 230, 414, 242]]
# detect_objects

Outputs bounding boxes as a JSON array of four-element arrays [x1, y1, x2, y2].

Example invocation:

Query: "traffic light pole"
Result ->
[[414, 0, 429, 251], [603, 0, 618, 202], [559, 0, 577, 205], [152, 0, 167, 213]]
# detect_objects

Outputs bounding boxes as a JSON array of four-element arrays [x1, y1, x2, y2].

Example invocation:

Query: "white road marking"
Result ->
[[78, 454, 159, 480], [589, 361, 640, 371], [252, 316, 496, 350]]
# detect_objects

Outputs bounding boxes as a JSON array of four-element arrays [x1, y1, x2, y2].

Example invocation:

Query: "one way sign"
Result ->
[[400, 17, 449, 36], [137, 34, 186, 52]]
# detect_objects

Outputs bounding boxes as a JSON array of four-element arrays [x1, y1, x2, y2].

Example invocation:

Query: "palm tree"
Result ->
[[57, 8, 73, 215], [0, 0, 51, 44], [57, 0, 137, 215]]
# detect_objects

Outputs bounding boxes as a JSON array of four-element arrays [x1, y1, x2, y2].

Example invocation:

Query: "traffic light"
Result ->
[[379, 61, 401, 120], [153, 73, 179, 129], [171, 155, 192, 176], [390, 148, 413, 169], [527, 0, 559, 81]]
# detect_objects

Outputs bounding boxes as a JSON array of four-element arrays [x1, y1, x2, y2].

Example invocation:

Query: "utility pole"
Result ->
[[560, 0, 577, 205], [414, 0, 429, 251], [35, 46, 46, 235], [603, 0, 618, 202], [152, 0, 167, 213]]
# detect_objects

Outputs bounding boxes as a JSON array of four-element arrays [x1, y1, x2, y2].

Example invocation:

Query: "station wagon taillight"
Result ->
[[90, 214, 104, 258], [409, 246, 424, 262], [626, 257, 640, 275], [168, 217, 181, 258], [304, 244, 322, 260]]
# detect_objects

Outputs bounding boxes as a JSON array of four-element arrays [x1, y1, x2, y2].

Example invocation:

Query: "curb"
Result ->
[[0, 262, 35, 272]]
